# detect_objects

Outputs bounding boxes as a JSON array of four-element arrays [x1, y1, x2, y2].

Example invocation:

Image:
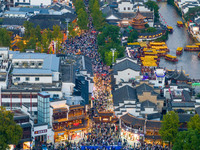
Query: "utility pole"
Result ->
[[111, 48, 116, 63], [65, 18, 71, 41]]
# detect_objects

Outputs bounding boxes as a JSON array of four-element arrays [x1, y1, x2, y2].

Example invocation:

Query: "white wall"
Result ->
[[114, 69, 140, 84], [62, 82, 75, 96], [14, 0, 30, 4], [12, 76, 52, 84], [30, 0, 52, 6], [118, 2, 134, 13], [52, 72, 60, 81], [1, 98, 38, 104], [141, 108, 158, 114]]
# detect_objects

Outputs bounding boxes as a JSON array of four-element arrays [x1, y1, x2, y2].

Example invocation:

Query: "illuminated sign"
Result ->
[[34, 129, 47, 134]]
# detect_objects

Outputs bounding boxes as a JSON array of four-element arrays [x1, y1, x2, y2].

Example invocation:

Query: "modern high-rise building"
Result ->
[[38, 92, 50, 125]]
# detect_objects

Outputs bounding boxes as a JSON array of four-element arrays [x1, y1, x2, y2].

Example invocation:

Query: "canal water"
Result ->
[[158, 2, 200, 79]]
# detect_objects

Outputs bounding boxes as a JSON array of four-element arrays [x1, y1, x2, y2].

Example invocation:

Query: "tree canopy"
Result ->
[[187, 114, 200, 133], [0, 28, 11, 47], [0, 107, 23, 149], [172, 114, 200, 150], [159, 111, 179, 147], [89, 0, 106, 31], [127, 30, 138, 43], [184, 6, 200, 21], [18, 21, 63, 53], [173, 129, 200, 150], [77, 8, 89, 30], [145, 0, 160, 22], [97, 25, 124, 65]]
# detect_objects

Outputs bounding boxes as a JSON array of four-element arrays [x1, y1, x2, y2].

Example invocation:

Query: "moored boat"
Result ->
[[198, 52, 200, 58], [177, 21, 183, 27], [184, 45, 200, 51], [167, 26, 173, 33], [176, 47, 183, 55], [165, 54, 178, 62]]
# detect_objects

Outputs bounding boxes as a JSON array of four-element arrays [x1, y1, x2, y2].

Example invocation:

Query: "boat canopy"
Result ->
[[127, 42, 140, 45], [186, 45, 199, 48], [149, 42, 166, 46], [176, 47, 183, 51], [177, 21, 183, 24], [166, 54, 177, 58], [195, 43, 200, 46], [167, 26, 173, 29], [151, 46, 168, 49]]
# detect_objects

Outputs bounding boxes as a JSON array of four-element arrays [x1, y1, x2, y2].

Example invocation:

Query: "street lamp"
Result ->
[[111, 48, 116, 63], [65, 18, 71, 41]]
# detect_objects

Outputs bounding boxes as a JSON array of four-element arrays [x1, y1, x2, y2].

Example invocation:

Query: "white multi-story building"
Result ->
[[12, 53, 60, 84], [13, 0, 52, 6], [113, 57, 141, 85]]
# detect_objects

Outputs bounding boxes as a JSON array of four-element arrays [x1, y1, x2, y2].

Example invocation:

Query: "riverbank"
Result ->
[[158, 2, 200, 79]]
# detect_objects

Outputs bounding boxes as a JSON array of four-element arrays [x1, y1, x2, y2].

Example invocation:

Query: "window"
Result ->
[[23, 0, 25, 2], [35, 77, 39, 81], [38, 63, 42, 66], [128, 7, 130, 10], [159, 81, 162, 83], [15, 63, 19, 66], [31, 63, 35, 66], [16, 77, 20, 81], [17, 0, 19, 2], [25, 77, 30, 81], [124, 7, 126, 10]]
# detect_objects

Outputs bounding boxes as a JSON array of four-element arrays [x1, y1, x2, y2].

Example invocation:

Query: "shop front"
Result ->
[[32, 123, 54, 147]]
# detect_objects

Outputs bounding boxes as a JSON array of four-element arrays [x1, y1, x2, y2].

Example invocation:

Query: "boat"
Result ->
[[176, 47, 183, 55], [167, 26, 173, 33], [151, 46, 170, 52], [149, 42, 166, 46], [177, 21, 183, 27], [198, 52, 200, 58], [165, 54, 178, 62], [184, 45, 200, 51], [157, 50, 167, 57]]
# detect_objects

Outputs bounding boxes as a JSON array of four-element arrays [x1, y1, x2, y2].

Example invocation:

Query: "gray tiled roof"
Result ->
[[182, 90, 191, 101], [120, 113, 145, 126], [146, 120, 161, 129], [178, 114, 194, 123], [147, 113, 161, 120], [136, 83, 158, 95], [113, 85, 138, 106], [113, 59, 140, 75], [141, 100, 156, 111], [171, 102, 195, 107], [2, 18, 27, 26]]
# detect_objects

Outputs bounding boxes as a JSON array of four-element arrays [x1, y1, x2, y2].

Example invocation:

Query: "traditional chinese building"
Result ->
[[52, 104, 89, 142], [130, 8, 147, 30]]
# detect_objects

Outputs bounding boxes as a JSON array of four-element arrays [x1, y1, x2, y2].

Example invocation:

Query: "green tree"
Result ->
[[187, 114, 200, 133], [127, 30, 138, 43], [0, 28, 11, 47], [146, 27, 157, 33], [75, 0, 85, 12], [159, 111, 179, 148], [26, 37, 36, 50], [145, 0, 160, 22], [0, 107, 23, 149], [184, 6, 200, 21], [167, 0, 174, 5], [41, 29, 49, 53], [77, 8, 89, 30], [173, 129, 200, 150], [68, 23, 77, 38], [35, 25, 42, 41], [23, 21, 34, 40]]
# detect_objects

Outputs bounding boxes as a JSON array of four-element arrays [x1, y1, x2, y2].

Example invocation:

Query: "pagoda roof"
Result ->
[[174, 69, 189, 81], [134, 9, 146, 20]]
